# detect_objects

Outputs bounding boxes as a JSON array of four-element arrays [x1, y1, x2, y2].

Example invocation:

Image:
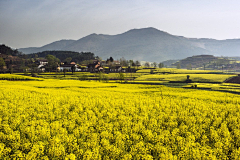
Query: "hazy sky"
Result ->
[[1, 0, 240, 48]]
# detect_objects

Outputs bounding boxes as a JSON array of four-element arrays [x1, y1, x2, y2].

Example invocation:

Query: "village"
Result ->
[[57, 59, 139, 73], [1, 44, 240, 75], [0, 52, 141, 74]]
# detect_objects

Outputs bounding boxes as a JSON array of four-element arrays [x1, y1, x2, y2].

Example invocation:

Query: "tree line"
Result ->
[[27, 51, 96, 64]]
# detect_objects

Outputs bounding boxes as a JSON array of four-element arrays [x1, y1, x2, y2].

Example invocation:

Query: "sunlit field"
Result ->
[[1, 78, 240, 159], [134, 74, 234, 83], [136, 68, 227, 74]]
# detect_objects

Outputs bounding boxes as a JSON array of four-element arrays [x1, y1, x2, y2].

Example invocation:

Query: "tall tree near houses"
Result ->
[[109, 57, 114, 62], [120, 57, 128, 66], [71, 65, 76, 74], [132, 61, 135, 67], [135, 60, 140, 69], [45, 54, 60, 72], [129, 60, 134, 67], [64, 57, 72, 64]]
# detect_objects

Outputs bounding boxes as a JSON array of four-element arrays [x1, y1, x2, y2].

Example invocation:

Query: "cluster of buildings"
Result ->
[[37, 59, 137, 73]]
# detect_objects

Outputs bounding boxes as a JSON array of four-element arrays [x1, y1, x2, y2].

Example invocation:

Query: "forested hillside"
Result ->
[[27, 51, 96, 64]]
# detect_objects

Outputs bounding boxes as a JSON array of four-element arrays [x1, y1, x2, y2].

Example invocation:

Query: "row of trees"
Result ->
[[143, 62, 164, 68], [27, 51, 96, 64], [118, 58, 164, 68]]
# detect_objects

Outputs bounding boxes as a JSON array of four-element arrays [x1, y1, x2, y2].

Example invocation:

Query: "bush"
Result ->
[[150, 69, 155, 74], [78, 74, 88, 81], [118, 72, 125, 83], [32, 73, 38, 77]]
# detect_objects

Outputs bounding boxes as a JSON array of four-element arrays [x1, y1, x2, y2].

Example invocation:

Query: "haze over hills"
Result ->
[[18, 27, 240, 62], [19, 40, 76, 54]]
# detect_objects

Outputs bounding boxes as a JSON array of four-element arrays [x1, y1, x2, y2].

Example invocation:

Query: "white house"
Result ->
[[59, 64, 78, 72]]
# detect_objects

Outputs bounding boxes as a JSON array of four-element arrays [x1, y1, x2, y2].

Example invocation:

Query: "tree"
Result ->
[[186, 75, 192, 83], [95, 56, 102, 61], [150, 69, 154, 74], [109, 57, 114, 62], [71, 65, 76, 74], [144, 62, 150, 67], [177, 63, 181, 69], [118, 72, 125, 83], [135, 60, 140, 69], [29, 62, 38, 76], [27, 51, 96, 64], [64, 57, 72, 64], [120, 57, 128, 66], [34, 54, 38, 60], [158, 63, 164, 68], [135, 60, 140, 66], [153, 62, 157, 68], [129, 60, 134, 67], [0, 57, 6, 72], [106, 57, 114, 65], [97, 72, 103, 82], [45, 55, 60, 72], [63, 69, 67, 77], [19, 59, 26, 72]]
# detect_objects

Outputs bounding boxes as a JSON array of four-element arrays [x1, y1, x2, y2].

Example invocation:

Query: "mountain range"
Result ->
[[19, 27, 240, 62]]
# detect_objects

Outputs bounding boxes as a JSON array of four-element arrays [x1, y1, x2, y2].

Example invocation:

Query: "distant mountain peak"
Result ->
[[18, 27, 240, 61], [119, 27, 172, 39], [89, 33, 98, 36], [124, 27, 165, 33]]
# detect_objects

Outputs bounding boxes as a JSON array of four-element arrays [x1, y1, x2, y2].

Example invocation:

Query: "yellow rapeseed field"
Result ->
[[135, 74, 234, 83], [0, 79, 240, 159]]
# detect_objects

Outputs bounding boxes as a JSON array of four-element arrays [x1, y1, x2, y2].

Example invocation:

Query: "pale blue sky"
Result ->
[[1, 0, 240, 48]]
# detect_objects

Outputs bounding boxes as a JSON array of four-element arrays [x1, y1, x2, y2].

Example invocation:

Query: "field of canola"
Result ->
[[1, 79, 240, 159]]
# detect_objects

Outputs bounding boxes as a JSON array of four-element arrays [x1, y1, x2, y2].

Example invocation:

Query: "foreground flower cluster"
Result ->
[[0, 79, 240, 159]]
